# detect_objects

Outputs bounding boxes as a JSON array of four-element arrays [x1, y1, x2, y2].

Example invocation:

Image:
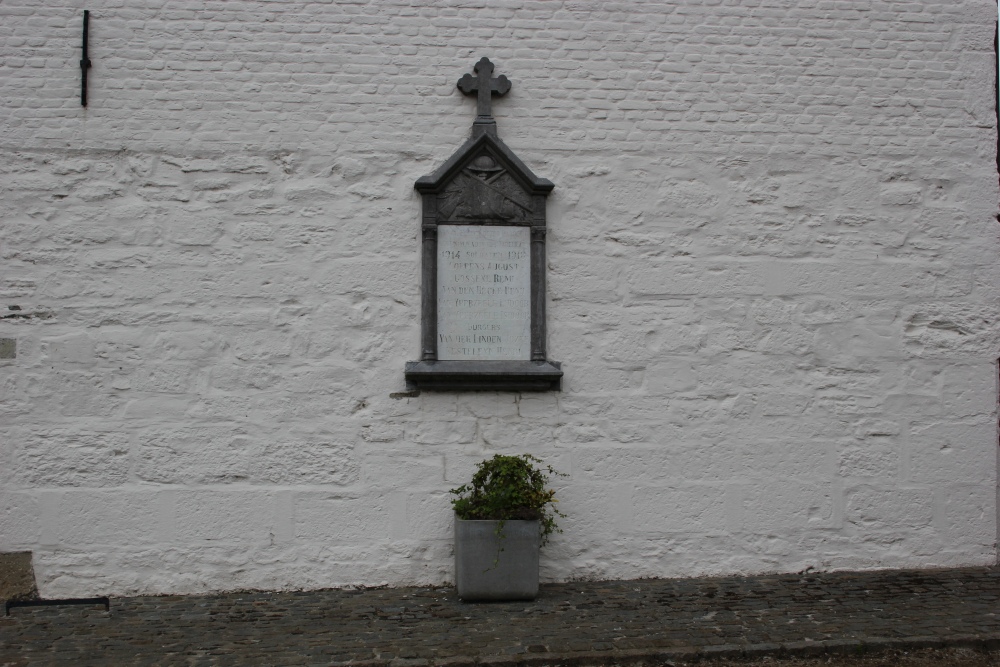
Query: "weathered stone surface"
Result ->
[[174, 491, 277, 544], [0, 551, 36, 601], [15, 431, 130, 488], [55, 491, 162, 546], [632, 486, 728, 534], [294, 493, 392, 543], [251, 440, 359, 486], [0, 1, 997, 597], [0, 493, 40, 545], [135, 427, 252, 485]]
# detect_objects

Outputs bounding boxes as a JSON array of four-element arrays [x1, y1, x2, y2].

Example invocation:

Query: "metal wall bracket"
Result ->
[[81, 10, 92, 106]]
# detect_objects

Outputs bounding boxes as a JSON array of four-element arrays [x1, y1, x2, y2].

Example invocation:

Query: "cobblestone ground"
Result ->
[[1, 567, 998, 667], [690, 648, 1000, 666]]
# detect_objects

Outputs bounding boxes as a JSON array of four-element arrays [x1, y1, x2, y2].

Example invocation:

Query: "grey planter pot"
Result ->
[[454, 518, 540, 601]]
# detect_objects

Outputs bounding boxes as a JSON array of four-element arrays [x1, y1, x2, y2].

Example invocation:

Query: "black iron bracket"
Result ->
[[5, 597, 110, 616], [81, 10, 92, 106]]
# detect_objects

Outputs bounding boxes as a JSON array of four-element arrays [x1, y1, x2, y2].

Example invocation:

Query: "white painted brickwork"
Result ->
[[0, 0, 998, 597]]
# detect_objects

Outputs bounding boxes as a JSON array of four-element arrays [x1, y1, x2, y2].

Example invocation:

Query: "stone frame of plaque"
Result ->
[[405, 58, 562, 392]]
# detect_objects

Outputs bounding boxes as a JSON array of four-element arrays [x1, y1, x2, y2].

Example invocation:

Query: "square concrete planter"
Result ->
[[454, 518, 540, 601]]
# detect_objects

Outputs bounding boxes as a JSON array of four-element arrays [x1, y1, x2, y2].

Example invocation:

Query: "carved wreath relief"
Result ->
[[437, 154, 532, 223]]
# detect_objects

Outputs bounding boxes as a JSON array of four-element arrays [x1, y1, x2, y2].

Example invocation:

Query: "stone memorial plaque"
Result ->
[[405, 57, 561, 391], [437, 225, 530, 360]]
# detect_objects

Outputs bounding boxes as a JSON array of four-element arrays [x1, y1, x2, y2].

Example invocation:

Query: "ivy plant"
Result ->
[[450, 454, 566, 544]]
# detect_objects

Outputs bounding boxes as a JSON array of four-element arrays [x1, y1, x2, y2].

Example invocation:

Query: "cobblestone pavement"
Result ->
[[1, 567, 998, 667]]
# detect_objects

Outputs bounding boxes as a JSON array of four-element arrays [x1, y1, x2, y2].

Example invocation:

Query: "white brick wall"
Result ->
[[1, 0, 998, 597]]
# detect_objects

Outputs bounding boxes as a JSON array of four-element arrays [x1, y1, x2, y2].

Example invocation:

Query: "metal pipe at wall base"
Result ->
[[5, 597, 110, 616]]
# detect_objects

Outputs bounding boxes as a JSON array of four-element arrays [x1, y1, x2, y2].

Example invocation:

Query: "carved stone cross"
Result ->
[[457, 57, 511, 129]]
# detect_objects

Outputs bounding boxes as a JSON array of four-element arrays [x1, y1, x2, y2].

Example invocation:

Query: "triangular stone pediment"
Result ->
[[415, 133, 553, 225]]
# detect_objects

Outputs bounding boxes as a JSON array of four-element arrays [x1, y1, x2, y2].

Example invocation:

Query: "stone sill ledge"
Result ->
[[404, 360, 562, 392]]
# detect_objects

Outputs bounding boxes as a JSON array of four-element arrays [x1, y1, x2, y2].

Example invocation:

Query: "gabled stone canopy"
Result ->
[[415, 131, 554, 205]]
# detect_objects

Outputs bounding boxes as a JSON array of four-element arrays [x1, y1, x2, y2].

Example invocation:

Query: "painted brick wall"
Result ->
[[1, 0, 997, 597]]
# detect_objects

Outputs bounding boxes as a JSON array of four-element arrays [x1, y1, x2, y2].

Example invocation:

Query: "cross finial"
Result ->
[[457, 57, 511, 137]]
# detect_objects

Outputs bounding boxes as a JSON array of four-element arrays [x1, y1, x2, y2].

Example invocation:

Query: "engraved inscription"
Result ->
[[437, 225, 530, 360]]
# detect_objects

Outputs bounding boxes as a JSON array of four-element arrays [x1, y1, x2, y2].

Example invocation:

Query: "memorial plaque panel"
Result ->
[[437, 226, 530, 361], [405, 58, 561, 391]]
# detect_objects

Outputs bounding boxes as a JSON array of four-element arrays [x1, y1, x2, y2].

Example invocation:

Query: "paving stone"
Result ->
[[1, 567, 999, 666]]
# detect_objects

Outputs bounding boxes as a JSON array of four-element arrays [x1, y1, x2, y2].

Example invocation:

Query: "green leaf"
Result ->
[[450, 454, 566, 545]]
